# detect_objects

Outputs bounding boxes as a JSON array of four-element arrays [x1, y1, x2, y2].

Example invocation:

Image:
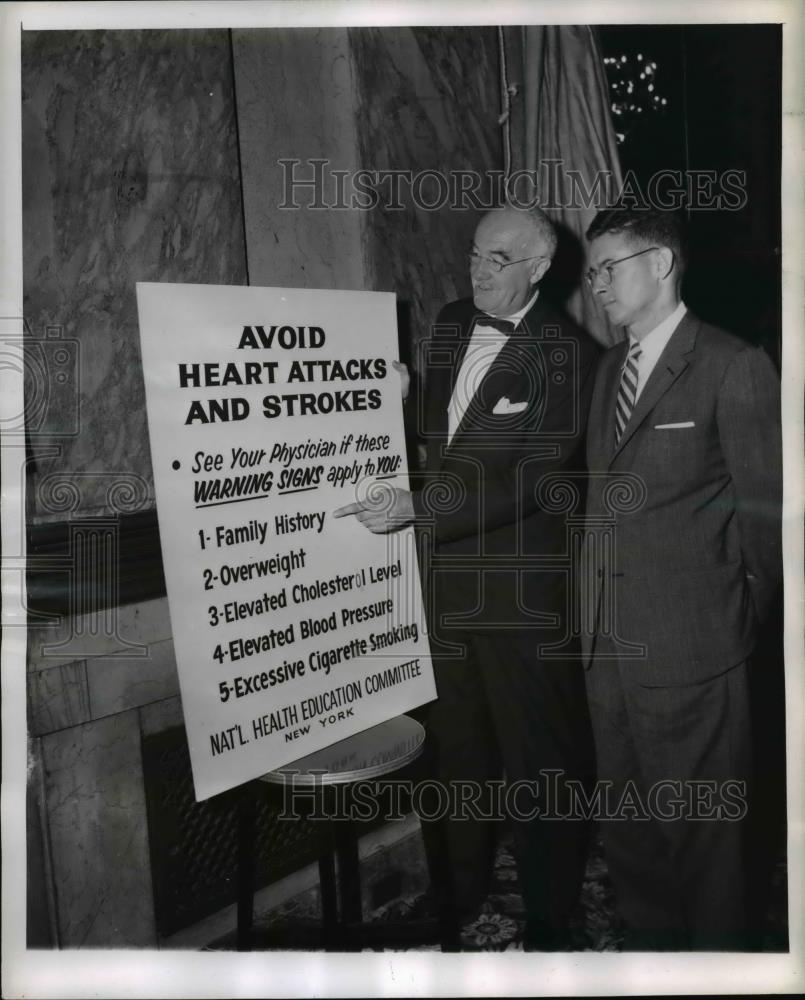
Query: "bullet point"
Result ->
[[172, 460, 181, 470]]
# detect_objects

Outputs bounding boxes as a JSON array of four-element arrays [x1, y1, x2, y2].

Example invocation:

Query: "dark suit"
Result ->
[[412, 294, 598, 932], [582, 311, 782, 948]]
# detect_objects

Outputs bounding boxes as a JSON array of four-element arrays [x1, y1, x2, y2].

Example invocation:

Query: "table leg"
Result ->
[[236, 786, 256, 951], [318, 848, 339, 949], [335, 820, 362, 921], [334, 817, 362, 950]]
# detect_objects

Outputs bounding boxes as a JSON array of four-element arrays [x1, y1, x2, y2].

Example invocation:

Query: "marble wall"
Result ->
[[22, 25, 503, 948], [349, 27, 501, 366], [22, 25, 501, 521], [41, 711, 155, 946], [22, 27, 247, 947], [232, 26, 502, 369], [26, 596, 178, 946], [22, 29, 247, 523]]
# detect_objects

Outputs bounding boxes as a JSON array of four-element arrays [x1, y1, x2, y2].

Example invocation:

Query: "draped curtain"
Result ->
[[503, 26, 624, 347]]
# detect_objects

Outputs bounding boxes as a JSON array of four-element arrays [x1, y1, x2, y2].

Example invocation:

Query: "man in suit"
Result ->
[[336, 205, 598, 948], [582, 207, 782, 950]]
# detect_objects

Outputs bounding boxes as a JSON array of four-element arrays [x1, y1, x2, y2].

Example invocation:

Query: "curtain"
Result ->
[[503, 26, 624, 347]]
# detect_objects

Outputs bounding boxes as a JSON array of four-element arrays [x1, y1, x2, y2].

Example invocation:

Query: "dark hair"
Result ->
[[585, 208, 688, 275]]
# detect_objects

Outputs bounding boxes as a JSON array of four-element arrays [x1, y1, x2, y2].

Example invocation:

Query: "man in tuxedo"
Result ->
[[582, 207, 782, 949], [336, 205, 598, 948]]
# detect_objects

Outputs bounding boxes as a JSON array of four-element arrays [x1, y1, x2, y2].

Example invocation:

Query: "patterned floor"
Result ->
[[369, 831, 623, 951], [213, 825, 788, 952]]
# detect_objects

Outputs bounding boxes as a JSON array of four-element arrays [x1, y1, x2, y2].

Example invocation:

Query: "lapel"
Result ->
[[441, 297, 546, 463], [429, 363, 450, 453], [425, 306, 474, 454], [609, 311, 699, 466], [449, 319, 475, 394]]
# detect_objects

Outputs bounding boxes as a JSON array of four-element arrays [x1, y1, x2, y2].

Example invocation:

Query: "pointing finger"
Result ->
[[332, 502, 365, 518]]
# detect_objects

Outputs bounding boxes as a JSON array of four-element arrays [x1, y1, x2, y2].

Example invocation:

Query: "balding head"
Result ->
[[469, 206, 556, 317]]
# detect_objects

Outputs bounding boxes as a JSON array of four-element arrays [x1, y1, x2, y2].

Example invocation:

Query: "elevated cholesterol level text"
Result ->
[[207, 562, 397, 623]]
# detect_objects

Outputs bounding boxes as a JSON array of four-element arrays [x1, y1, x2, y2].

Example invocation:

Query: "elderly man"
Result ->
[[582, 207, 782, 949], [336, 205, 598, 948]]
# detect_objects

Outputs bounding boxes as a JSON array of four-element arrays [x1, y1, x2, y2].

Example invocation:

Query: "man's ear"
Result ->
[[530, 256, 552, 285], [656, 246, 675, 281]]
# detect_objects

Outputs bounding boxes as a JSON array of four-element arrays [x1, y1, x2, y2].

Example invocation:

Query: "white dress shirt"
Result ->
[[447, 289, 540, 443], [631, 300, 687, 401]]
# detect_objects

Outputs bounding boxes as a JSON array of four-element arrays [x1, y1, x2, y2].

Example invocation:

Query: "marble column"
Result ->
[[231, 27, 370, 290]]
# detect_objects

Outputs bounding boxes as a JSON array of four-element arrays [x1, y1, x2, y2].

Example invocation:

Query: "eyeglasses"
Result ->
[[584, 247, 660, 288], [467, 250, 545, 273]]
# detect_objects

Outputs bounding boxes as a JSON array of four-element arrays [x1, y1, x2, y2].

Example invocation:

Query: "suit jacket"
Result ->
[[412, 294, 599, 637], [582, 310, 782, 685]]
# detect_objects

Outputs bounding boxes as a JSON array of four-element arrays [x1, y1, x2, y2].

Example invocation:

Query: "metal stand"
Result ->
[[234, 715, 453, 951]]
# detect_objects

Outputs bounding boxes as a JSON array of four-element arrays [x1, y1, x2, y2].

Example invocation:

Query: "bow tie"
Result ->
[[475, 315, 519, 334]]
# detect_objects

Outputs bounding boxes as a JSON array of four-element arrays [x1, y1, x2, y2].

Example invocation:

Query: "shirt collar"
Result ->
[[507, 287, 540, 324], [482, 287, 540, 327], [630, 300, 687, 361]]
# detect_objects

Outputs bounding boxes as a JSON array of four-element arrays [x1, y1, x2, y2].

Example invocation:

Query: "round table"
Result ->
[[237, 715, 434, 950], [259, 714, 425, 786]]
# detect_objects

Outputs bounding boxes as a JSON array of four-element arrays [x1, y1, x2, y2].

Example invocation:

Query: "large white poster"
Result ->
[[136, 283, 435, 800]]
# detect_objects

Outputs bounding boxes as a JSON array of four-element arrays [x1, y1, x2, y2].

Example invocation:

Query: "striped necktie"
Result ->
[[615, 340, 642, 445]]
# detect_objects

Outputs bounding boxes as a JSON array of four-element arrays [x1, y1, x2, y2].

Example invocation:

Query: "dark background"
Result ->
[[597, 24, 782, 364]]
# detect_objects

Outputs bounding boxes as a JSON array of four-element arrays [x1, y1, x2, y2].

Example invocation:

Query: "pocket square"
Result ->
[[493, 397, 528, 415], [654, 421, 695, 429]]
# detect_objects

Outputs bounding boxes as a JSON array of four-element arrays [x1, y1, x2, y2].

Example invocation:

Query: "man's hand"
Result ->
[[392, 360, 410, 402], [333, 485, 414, 533]]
